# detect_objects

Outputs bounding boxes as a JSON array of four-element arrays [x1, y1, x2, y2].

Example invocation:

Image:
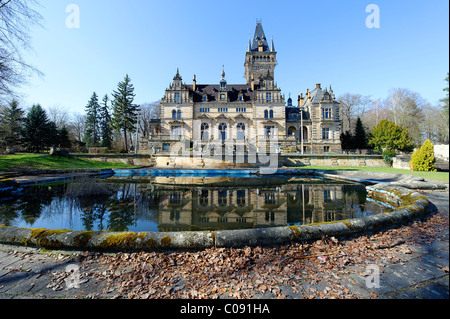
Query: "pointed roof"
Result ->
[[250, 23, 270, 52], [173, 68, 182, 81]]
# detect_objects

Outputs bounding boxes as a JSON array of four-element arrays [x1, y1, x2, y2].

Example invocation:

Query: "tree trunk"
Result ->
[[123, 127, 128, 152]]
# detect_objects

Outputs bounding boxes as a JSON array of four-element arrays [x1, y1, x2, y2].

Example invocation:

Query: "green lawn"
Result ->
[[0, 154, 135, 171], [300, 166, 449, 183]]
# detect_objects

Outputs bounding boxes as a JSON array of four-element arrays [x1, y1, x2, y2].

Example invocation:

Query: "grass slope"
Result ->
[[0, 154, 135, 171]]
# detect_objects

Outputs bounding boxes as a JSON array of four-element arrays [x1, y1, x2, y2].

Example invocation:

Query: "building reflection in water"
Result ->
[[150, 176, 387, 232], [0, 176, 391, 232]]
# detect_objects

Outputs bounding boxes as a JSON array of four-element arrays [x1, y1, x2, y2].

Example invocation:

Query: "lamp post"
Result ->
[[300, 108, 304, 155]]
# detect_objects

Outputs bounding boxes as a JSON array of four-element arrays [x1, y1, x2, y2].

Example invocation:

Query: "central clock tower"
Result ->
[[244, 22, 277, 86]]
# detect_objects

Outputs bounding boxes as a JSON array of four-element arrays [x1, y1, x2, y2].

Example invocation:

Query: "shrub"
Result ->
[[382, 149, 396, 166], [409, 139, 436, 172]]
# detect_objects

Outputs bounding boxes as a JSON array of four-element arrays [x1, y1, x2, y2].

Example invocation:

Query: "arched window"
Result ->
[[201, 123, 209, 140], [172, 110, 176, 119], [288, 126, 296, 137], [177, 110, 182, 119], [269, 110, 274, 118], [237, 123, 245, 140], [219, 123, 227, 140], [264, 110, 269, 118]]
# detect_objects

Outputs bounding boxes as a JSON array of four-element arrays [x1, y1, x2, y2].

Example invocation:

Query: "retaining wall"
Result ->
[[71, 153, 387, 168], [0, 185, 437, 251]]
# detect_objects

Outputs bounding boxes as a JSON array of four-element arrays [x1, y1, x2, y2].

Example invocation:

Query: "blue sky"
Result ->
[[17, 0, 449, 115]]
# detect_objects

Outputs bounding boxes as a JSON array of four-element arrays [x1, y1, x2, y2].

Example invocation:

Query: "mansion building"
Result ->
[[139, 22, 341, 156]]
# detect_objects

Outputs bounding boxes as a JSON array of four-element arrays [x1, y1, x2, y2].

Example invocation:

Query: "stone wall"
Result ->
[[73, 153, 386, 168], [281, 154, 386, 168]]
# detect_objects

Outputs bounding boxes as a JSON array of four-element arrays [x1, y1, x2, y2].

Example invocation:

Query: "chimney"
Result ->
[[306, 88, 310, 97], [299, 93, 304, 107], [193, 74, 196, 91], [315, 83, 321, 90]]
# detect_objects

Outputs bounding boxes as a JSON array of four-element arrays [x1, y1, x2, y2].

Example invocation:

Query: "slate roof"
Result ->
[[250, 23, 270, 52], [306, 87, 336, 105], [186, 84, 255, 103]]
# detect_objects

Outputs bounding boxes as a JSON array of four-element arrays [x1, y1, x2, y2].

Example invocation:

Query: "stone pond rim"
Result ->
[[0, 182, 438, 251]]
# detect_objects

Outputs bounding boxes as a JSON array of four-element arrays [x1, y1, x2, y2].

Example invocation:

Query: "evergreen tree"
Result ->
[[84, 92, 100, 147], [340, 131, 353, 150], [22, 104, 51, 153], [46, 120, 59, 148], [111, 74, 139, 152], [353, 117, 368, 149], [99, 94, 113, 149], [0, 99, 24, 149], [368, 119, 415, 153], [58, 125, 72, 149]]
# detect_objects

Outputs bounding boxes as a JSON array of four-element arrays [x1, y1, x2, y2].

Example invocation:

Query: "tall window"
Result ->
[[199, 190, 209, 207], [237, 123, 245, 140], [201, 123, 209, 140], [264, 126, 275, 138], [172, 110, 176, 119], [264, 110, 269, 118], [322, 107, 332, 119], [171, 126, 182, 139], [174, 93, 180, 103], [219, 123, 227, 140], [237, 190, 246, 207], [169, 192, 181, 204], [322, 128, 330, 140], [269, 110, 274, 118], [266, 93, 272, 102], [177, 110, 182, 119], [218, 190, 227, 206]]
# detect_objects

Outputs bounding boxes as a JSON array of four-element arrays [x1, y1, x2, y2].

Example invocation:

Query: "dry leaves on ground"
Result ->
[[65, 210, 448, 299]]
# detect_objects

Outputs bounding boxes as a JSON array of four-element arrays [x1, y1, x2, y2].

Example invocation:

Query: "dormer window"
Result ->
[[174, 93, 180, 103]]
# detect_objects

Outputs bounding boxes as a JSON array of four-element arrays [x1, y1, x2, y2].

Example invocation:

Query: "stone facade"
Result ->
[[139, 22, 341, 156]]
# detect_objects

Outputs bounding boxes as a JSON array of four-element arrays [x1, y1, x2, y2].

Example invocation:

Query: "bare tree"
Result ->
[[69, 113, 86, 142], [360, 98, 389, 132], [138, 101, 160, 137], [47, 105, 70, 128], [385, 88, 425, 145], [0, 0, 42, 99], [338, 93, 372, 133]]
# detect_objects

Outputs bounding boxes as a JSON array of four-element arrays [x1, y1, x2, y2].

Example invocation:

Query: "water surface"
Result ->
[[0, 176, 392, 232]]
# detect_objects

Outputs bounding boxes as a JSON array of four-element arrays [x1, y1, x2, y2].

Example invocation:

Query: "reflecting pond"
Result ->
[[0, 176, 392, 232]]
